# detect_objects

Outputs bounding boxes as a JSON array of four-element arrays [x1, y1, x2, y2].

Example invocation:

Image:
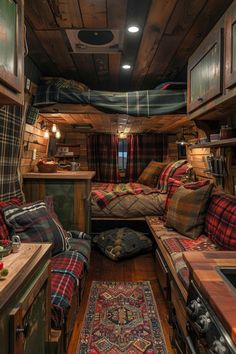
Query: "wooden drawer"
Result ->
[[155, 248, 170, 300], [171, 280, 187, 337]]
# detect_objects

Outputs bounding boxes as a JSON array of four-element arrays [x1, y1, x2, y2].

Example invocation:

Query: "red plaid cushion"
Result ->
[[171, 163, 189, 180], [0, 198, 22, 240], [163, 178, 210, 220], [205, 192, 236, 250]]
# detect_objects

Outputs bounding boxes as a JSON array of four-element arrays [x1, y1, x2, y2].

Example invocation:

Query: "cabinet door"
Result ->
[[0, 0, 24, 105], [225, 4, 236, 89], [188, 27, 223, 113], [9, 264, 50, 354]]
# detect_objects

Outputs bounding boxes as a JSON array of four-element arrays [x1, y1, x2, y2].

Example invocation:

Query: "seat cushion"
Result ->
[[3, 200, 68, 255], [0, 198, 22, 240], [51, 250, 85, 329], [205, 192, 236, 250], [163, 178, 210, 220], [137, 161, 167, 187], [93, 227, 152, 261], [165, 183, 213, 238]]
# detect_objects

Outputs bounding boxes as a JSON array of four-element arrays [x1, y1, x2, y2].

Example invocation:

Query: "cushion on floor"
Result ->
[[93, 227, 152, 261]]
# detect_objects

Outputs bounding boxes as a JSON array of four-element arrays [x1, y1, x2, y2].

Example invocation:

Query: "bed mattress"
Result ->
[[91, 192, 166, 218]]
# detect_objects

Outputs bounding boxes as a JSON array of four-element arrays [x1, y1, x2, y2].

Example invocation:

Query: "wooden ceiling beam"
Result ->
[[50, 0, 83, 28], [79, 0, 107, 28], [24, 0, 57, 30]]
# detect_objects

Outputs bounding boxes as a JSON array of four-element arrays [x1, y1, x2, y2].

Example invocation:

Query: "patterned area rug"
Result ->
[[77, 281, 167, 353]]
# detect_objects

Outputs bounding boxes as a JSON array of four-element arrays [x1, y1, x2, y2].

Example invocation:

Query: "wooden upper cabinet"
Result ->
[[225, 3, 236, 89], [187, 25, 223, 113], [0, 0, 24, 105]]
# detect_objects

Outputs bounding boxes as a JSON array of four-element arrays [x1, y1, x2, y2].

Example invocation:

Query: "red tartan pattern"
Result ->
[[51, 251, 84, 329], [0, 198, 22, 239], [157, 160, 187, 193], [92, 182, 160, 209], [205, 192, 236, 250]]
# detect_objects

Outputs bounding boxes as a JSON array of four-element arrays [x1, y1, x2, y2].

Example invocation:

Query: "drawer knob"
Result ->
[[16, 323, 29, 337]]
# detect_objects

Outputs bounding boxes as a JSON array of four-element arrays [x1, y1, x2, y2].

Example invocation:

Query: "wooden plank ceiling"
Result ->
[[25, 0, 233, 91], [25, 0, 232, 134]]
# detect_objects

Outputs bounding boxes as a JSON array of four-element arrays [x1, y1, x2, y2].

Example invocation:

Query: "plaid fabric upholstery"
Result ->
[[205, 192, 236, 250], [0, 198, 22, 240], [137, 161, 167, 187], [0, 105, 24, 201], [126, 134, 165, 182], [163, 178, 210, 220], [157, 160, 187, 193], [87, 134, 121, 183], [33, 84, 186, 116], [92, 182, 160, 209], [3, 201, 67, 255], [51, 251, 84, 329], [165, 183, 213, 239], [25, 105, 39, 125]]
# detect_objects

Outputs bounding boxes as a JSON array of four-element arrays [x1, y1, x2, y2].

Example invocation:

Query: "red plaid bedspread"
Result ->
[[92, 182, 160, 209], [51, 251, 84, 329]]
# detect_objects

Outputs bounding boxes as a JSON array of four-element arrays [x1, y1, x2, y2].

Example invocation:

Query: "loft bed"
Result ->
[[33, 79, 187, 116]]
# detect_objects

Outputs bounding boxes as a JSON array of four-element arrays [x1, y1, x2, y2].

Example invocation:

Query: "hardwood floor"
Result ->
[[67, 248, 176, 354]]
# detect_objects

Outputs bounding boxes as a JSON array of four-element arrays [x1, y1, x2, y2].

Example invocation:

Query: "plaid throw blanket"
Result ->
[[92, 183, 160, 209], [0, 106, 24, 201], [51, 250, 84, 329], [33, 84, 186, 116], [157, 160, 187, 193]]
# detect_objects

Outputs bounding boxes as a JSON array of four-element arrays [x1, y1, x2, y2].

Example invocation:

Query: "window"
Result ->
[[118, 139, 127, 170]]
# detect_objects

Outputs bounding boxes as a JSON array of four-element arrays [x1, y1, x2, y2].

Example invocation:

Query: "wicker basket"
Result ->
[[37, 163, 58, 173]]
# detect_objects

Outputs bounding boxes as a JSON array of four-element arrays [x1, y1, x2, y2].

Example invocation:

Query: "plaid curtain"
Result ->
[[0, 105, 24, 201], [87, 134, 121, 183], [126, 134, 165, 182]]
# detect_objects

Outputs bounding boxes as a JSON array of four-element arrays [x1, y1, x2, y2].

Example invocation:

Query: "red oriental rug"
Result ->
[[77, 281, 167, 353]]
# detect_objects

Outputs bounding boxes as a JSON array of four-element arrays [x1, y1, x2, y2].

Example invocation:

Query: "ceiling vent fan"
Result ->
[[72, 123, 93, 130], [66, 29, 123, 53]]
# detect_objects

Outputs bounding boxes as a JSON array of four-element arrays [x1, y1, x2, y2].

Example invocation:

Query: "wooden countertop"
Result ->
[[23, 170, 96, 180], [184, 251, 236, 344], [0, 243, 51, 309]]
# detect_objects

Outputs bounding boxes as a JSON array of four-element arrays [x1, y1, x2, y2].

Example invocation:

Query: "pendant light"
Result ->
[[52, 123, 57, 133], [55, 129, 61, 139], [44, 129, 49, 139]]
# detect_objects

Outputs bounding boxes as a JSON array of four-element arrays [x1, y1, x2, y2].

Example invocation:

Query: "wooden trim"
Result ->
[[225, 4, 236, 89]]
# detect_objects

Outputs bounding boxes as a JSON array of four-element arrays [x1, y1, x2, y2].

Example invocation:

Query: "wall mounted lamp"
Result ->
[[176, 128, 198, 146]]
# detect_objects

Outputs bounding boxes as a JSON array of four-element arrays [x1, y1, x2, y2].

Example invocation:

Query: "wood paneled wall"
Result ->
[[61, 132, 88, 170], [21, 116, 49, 174], [166, 135, 178, 162]]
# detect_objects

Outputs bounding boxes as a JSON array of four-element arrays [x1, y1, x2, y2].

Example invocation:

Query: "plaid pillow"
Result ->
[[157, 160, 187, 192], [137, 161, 167, 187], [165, 183, 213, 239], [0, 198, 22, 240], [3, 201, 67, 255], [205, 193, 236, 250], [164, 178, 210, 218]]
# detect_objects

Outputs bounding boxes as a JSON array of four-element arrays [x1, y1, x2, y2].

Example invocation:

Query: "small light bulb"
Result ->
[[52, 123, 57, 133], [44, 129, 49, 139], [122, 64, 131, 70], [128, 26, 139, 33], [55, 130, 61, 139]]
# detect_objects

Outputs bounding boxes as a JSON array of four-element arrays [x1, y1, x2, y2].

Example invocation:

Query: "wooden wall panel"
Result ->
[[21, 118, 49, 174], [62, 132, 88, 171], [166, 135, 178, 161]]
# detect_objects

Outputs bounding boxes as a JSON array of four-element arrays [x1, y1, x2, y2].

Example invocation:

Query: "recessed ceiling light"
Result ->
[[128, 26, 140, 33], [122, 64, 131, 70]]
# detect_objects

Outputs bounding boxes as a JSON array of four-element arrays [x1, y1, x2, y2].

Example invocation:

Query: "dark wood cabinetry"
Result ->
[[225, 5, 236, 89], [187, 1, 236, 121], [0, 244, 51, 354], [188, 26, 223, 113], [0, 0, 24, 105]]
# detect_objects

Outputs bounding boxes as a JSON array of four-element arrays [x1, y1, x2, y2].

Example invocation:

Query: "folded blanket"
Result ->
[[92, 182, 160, 209], [157, 160, 187, 193]]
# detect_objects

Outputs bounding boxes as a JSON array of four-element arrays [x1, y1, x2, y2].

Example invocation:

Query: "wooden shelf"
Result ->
[[55, 155, 80, 158], [189, 137, 236, 149]]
